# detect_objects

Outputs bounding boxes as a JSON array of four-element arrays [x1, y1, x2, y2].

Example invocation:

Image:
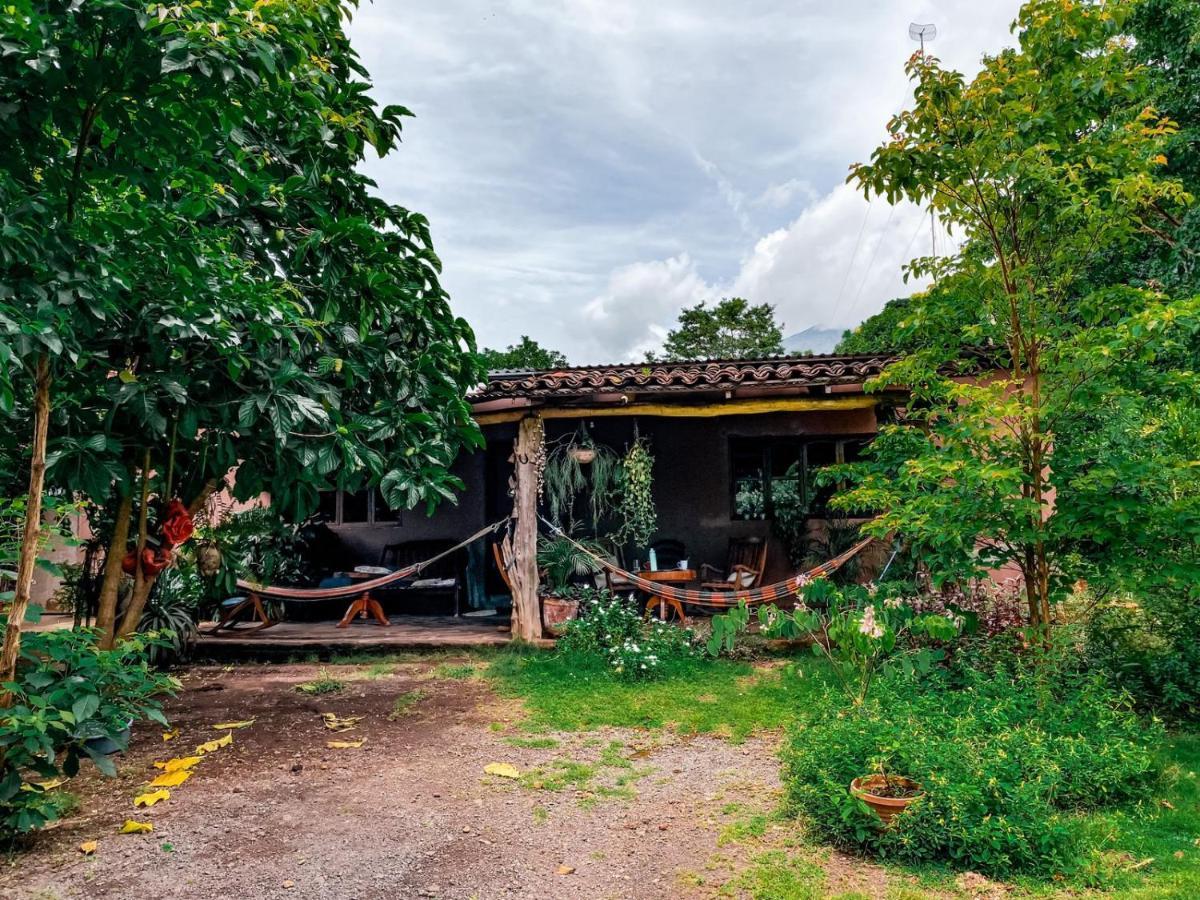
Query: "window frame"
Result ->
[[317, 488, 400, 526], [728, 434, 873, 521]]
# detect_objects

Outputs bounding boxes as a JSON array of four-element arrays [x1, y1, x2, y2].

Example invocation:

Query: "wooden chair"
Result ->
[[700, 537, 769, 591]]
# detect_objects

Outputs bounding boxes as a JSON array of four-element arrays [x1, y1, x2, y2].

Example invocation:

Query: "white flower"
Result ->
[[867, 583, 878, 598], [858, 605, 884, 639], [884, 596, 904, 610]]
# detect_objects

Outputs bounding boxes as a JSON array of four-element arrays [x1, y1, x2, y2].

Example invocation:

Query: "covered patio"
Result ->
[[199, 353, 895, 647]]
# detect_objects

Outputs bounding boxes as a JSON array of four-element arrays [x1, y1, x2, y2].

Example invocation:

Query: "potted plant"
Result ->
[[537, 532, 603, 635], [850, 758, 924, 825]]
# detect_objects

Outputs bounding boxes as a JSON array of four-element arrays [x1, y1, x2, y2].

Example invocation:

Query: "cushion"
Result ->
[[725, 570, 756, 588]]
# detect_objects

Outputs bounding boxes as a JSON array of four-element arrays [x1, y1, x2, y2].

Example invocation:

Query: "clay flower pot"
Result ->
[[567, 446, 596, 464], [850, 775, 924, 825], [541, 594, 580, 636]]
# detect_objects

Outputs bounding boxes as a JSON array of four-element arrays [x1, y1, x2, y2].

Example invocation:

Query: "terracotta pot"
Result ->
[[850, 775, 924, 825], [541, 594, 579, 636], [568, 447, 596, 464]]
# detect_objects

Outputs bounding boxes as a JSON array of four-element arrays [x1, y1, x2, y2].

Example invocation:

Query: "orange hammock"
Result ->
[[214, 519, 508, 631], [540, 517, 877, 616]]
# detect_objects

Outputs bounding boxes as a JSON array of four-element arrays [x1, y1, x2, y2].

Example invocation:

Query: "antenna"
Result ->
[[909, 22, 939, 258]]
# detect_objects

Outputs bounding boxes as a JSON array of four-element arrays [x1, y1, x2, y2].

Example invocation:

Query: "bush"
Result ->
[[1086, 587, 1200, 720], [0, 621, 176, 837], [781, 633, 1160, 876], [556, 588, 696, 680]]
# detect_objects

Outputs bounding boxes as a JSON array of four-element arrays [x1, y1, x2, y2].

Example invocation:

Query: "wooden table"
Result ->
[[638, 568, 697, 623]]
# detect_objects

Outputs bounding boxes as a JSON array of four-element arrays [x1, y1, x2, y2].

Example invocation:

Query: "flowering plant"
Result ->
[[708, 581, 963, 706], [557, 588, 695, 680]]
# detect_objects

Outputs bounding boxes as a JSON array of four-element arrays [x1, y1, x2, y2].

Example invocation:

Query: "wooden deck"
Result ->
[[194, 613, 522, 659]]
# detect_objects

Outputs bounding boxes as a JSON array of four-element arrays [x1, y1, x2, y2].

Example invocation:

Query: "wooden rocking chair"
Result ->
[[700, 537, 769, 592]]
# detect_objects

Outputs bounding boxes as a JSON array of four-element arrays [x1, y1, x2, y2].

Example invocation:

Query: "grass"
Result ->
[[433, 662, 476, 680], [294, 668, 344, 695], [488, 652, 822, 741], [387, 688, 429, 721]]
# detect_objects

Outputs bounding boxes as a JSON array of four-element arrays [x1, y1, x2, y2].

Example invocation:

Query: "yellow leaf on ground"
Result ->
[[321, 712, 362, 733], [153, 756, 202, 773], [149, 769, 193, 789], [119, 820, 154, 834], [484, 763, 521, 779], [194, 732, 233, 755], [162, 729, 179, 742], [211, 719, 255, 730], [79, 840, 98, 855], [38, 778, 66, 791], [133, 789, 170, 808], [326, 739, 365, 749]]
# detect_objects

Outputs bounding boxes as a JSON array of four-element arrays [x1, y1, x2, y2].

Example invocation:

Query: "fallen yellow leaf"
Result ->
[[37, 778, 66, 791], [211, 719, 255, 730], [119, 820, 154, 834], [79, 840, 98, 855], [326, 739, 365, 749], [321, 712, 363, 733], [153, 756, 202, 773], [162, 729, 179, 742], [194, 732, 233, 755], [149, 769, 192, 789], [133, 789, 170, 808], [484, 763, 521, 779]]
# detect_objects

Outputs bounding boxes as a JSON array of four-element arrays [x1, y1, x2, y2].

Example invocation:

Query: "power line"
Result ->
[[833, 197, 873, 310], [848, 201, 898, 315]]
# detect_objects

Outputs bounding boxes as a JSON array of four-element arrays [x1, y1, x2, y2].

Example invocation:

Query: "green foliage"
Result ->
[[207, 508, 318, 593], [781, 636, 1160, 876], [0, 622, 175, 836], [654, 297, 785, 362], [1086, 586, 1200, 721], [842, 0, 1200, 624], [535, 533, 603, 594], [614, 438, 656, 548], [294, 668, 344, 696], [541, 426, 621, 534], [707, 582, 962, 705], [481, 336, 568, 371], [556, 589, 695, 680], [138, 565, 203, 665]]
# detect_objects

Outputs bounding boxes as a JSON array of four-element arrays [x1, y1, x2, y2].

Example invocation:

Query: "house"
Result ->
[[314, 354, 898, 637]]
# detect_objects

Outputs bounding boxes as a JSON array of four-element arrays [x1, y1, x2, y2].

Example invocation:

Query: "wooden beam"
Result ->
[[509, 415, 543, 641], [474, 394, 878, 426]]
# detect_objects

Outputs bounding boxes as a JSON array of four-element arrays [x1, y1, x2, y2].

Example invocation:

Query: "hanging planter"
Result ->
[[568, 446, 596, 465]]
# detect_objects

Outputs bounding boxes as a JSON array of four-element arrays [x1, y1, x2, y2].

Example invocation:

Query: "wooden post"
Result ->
[[510, 415, 543, 641]]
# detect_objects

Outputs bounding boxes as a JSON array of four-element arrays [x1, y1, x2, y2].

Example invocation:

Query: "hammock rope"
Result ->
[[234, 518, 509, 601], [539, 515, 877, 609]]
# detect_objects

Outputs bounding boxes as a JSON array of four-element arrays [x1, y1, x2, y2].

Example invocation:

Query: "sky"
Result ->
[[348, 0, 1024, 364]]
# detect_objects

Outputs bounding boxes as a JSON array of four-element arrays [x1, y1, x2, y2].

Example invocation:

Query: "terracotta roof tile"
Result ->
[[473, 354, 893, 402]]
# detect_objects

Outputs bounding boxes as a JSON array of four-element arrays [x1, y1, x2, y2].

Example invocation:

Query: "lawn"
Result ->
[[489, 648, 1200, 898]]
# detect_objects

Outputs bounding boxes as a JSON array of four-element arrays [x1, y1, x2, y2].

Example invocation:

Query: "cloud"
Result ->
[[348, 0, 1022, 364]]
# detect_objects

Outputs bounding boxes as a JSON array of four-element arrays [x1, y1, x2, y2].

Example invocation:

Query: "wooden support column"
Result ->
[[510, 415, 543, 641]]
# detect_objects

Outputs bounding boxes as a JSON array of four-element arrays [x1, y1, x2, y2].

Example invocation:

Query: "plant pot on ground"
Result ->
[[537, 532, 604, 636], [850, 774, 924, 825]]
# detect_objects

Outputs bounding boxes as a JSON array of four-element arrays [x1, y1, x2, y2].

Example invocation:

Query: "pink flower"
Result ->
[[858, 605, 884, 639]]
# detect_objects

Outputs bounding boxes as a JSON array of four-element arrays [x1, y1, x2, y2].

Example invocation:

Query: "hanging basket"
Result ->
[[567, 446, 596, 464], [197, 543, 223, 577]]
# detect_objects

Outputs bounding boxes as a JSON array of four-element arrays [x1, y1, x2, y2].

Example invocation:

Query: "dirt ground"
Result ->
[[0, 657, 934, 900]]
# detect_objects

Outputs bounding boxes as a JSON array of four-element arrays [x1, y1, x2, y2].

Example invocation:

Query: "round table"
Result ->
[[637, 568, 697, 622]]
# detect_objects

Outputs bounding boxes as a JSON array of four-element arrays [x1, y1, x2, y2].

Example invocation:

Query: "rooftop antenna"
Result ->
[[909, 23, 938, 258]]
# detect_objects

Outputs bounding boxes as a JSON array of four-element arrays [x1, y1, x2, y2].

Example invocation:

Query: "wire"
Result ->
[[833, 197, 873, 309], [847, 201, 899, 316]]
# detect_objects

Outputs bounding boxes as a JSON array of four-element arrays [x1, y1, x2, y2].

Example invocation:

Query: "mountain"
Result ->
[[782, 326, 845, 356]]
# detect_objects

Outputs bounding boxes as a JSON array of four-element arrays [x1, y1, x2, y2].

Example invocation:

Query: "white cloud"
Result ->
[[348, 0, 1022, 363]]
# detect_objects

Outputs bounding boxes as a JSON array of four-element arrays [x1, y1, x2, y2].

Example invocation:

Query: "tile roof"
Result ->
[[473, 354, 894, 402]]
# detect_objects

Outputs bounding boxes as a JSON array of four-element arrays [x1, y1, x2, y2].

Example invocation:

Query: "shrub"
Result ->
[[556, 589, 696, 680], [781, 634, 1160, 876], [0, 621, 176, 837], [1085, 587, 1200, 720]]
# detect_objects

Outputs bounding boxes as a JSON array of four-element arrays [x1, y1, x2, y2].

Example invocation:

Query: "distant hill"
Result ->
[[782, 326, 845, 356]]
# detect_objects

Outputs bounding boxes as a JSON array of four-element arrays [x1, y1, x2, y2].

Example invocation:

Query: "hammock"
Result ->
[[541, 516, 876, 610], [212, 519, 507, 632]]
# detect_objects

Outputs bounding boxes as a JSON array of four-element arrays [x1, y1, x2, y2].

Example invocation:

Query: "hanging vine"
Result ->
[[616, 436, 656, 547], [541, 422, 619, 533]]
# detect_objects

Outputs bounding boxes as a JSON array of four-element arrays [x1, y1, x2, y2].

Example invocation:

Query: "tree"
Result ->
[[655, 298, 784, 361], [481, 336, 568, 371], [0, 0, 482, 658], [837, 0, 1198, 629]]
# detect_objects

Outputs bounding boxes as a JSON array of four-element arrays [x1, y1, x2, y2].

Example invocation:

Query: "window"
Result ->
[[316, 489, 401, 526], [729, 436, 870, 520]]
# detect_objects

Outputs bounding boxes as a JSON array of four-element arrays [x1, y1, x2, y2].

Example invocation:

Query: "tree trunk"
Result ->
[[509, 416, 543, 642], [95, 491, 134, 650], [0, 356, 52, 705]]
